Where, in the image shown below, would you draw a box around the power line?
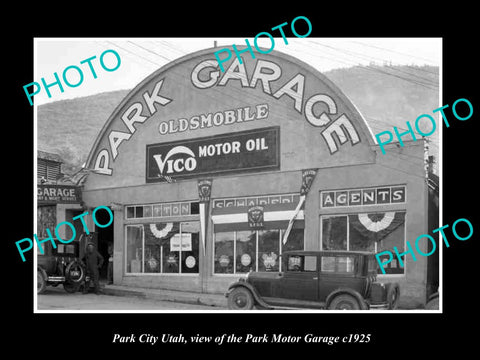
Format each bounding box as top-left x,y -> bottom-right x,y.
349,40 -> 439,65
404,65 -> 439,76
302,40 -> 439,90
127,41 -> 172,62
105,41 -> 163,68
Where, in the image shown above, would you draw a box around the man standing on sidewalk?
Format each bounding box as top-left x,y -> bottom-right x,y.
82,242 -> 104,295
107,242 -> 114,285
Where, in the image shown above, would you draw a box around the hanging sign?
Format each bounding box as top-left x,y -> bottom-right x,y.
248,206 -> 264,229
300,169 -> 317,196
198,179 -> 212,203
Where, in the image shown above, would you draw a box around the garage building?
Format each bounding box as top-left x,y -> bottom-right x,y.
81,46 -> 438,309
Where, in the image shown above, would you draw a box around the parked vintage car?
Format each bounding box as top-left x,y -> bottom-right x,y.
37,240 -> 85,294
225,250 -> 399,310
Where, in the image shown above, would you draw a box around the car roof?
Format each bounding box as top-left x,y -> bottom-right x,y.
282,250 -> 374,257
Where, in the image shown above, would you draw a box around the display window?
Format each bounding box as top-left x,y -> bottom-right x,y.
125,221 -> 200,275
213,228 -> 304,274
321,211 -> 406,274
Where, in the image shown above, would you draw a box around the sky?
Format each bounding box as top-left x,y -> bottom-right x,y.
33,37 -> 441,106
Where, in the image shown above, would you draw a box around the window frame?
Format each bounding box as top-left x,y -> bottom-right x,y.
285,254 -> 318,273
320,255 -> 356,274
320,211 -> 407,276
213,228 -> 304,275
124,222 -> 200,276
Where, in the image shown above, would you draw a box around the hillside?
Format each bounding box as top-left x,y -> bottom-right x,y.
325,64 -> 439,133
37,65 -> 439,174
37,90 -> 129,173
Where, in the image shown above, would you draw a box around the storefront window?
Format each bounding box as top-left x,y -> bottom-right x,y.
214,232 -> 234,274
214,228 -> 304,274
282,228 -> 304,252
321,212 -> 406,274
376,213 -> 406,275
349,222 -> 376,252
126,225 -> 143,273
258,230 -> 280,272
322,216 -> 347,250
236,231 -> 256,273
125,221 -> 200,275
180,222 -> 200,274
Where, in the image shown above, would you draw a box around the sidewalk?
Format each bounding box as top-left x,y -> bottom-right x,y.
100,283 -> 228,308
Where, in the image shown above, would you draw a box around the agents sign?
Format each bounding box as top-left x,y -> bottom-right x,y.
146,127 -> 279,182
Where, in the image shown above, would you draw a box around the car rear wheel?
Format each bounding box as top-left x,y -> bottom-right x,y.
328,294 -> 360,310
228,287 -> 254,310
63,281 -> 81,293
37,268 -> 47,294
387,285 -> 400,310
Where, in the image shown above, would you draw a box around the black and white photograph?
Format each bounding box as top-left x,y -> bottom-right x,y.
33,37 -> 441,313
7,9 -> 478,354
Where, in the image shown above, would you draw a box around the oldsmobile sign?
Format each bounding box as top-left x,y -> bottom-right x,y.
146,127 -> 279,182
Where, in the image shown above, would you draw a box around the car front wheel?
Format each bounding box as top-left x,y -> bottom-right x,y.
37,268 -> 47,294
228,287 -> 254,310
63,281 -> 81,293
328,294 -> 361,310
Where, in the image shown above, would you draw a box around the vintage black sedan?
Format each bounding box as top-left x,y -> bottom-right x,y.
225,250 -> 399,310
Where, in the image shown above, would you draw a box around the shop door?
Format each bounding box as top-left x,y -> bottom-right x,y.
94,207 -> 114,280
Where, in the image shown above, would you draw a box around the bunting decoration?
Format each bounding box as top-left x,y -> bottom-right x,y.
350,212 -> 405,245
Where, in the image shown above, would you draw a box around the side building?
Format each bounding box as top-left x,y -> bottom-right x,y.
37,150 -> 84,248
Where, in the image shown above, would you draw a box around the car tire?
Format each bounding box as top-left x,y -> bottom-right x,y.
227,287 -> 255,310
425,293 -> 439,310
65,260 -> 85,283
63,281 -> 80,293
328,294 -> 361,310
387,284 -> 400,310
37,267 -> 47,295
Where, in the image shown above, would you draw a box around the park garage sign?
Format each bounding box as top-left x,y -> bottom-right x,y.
146,127 -> 279,182
89,49 -> 365,177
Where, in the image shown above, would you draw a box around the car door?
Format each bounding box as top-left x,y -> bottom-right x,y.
272,254 -> 319,302
318,254 -> 357,301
